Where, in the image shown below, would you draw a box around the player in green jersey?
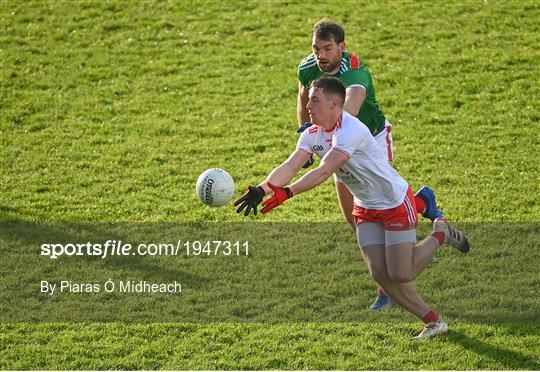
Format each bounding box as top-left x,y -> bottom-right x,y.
296,20 -> 444,310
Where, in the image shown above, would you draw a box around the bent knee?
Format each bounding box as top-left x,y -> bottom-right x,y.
388,271 -> 415,283
370,267 -> 390,284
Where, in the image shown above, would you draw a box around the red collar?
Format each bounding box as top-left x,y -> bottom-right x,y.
323,113 -> 343,133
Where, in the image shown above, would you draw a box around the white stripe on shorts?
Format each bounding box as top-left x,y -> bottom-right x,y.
404,194 -> 416,229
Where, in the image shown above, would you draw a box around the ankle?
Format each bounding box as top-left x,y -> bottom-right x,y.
431,231 -> 446,246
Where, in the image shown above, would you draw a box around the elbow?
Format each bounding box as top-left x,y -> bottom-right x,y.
346,106 -> 360,116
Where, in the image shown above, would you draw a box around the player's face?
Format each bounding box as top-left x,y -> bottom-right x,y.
312,37 -> 345,73
306,87 -> 335,127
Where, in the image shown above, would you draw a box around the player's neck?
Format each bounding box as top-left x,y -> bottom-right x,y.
320,111 -> 343,131
324,66 -> 340,75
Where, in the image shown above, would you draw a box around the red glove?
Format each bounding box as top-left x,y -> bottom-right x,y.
261,182 -> 293,214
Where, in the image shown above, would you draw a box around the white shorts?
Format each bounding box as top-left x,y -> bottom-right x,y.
334,120 -> 394,183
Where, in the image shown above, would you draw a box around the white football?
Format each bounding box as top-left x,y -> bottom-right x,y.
196,168 -> 235,207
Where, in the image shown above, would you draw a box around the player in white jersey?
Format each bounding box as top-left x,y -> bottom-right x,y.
298,20 -> 444,311
297,113 -> 408,210
235,77 -> 470,340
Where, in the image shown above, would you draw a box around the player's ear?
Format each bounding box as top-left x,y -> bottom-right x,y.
339,42 -> 346,52
332,95 -> 340,109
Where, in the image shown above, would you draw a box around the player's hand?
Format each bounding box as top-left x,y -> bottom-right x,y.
234,185 -> 265,216
297,122 -> 315,168
296,122 -> 313,133
302,155 -> 314,168
261,182 -> 293,214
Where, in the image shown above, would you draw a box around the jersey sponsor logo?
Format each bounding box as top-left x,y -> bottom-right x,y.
312,145 -> 324,151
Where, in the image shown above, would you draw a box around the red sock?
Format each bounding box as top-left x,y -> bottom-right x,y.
421,310 -> 439,324
415,195 -> 426,214
431,231 -> 446,246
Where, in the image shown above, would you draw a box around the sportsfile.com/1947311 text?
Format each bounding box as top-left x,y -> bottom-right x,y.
40,240 -> 250,259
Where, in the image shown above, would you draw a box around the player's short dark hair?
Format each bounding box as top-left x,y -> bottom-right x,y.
311,76 -> 346,107
313,20 -> 345,44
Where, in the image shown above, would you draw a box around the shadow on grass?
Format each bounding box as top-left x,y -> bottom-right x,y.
1,215 -> 539,323
0,219 -> 209,289
448,328 -> 540,370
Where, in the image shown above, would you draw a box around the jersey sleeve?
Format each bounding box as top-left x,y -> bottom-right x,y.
297,54 -> 317,88
297,65 -> 309,88
340,69 -> 370,89
296,130 -> 314,154
332,121 -> 370,157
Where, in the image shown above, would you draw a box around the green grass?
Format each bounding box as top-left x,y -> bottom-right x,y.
1,0 -> 539,369
0,222 -> 538,323
2,323 -> 539,370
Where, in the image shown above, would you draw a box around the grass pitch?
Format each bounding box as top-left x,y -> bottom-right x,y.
1,0 -> 539,369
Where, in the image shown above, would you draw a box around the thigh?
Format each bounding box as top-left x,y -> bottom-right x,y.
385,239 -> 415,282
357,222 -> 387,275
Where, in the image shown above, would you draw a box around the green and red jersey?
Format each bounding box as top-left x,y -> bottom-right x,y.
298,51 -> 386,136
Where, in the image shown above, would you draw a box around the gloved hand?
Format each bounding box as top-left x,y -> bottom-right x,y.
261,182 -> 293,214
234,185 -> 265,216
296,122 -> 313,133
302,155 -> 314,168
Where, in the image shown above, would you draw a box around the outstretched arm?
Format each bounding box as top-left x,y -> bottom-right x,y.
234,149 -> 311,216
288,149 -> 349,196
260,149 -> 349,214
259,149 -> 311,194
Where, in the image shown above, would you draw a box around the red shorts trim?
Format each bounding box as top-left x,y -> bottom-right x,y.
353,187 -> 418,231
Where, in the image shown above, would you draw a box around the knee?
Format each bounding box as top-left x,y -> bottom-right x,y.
370,267 -> 390,284
387,270 -> 415,283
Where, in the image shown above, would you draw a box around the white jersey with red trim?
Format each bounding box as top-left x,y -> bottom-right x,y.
296,111 -> 408,210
